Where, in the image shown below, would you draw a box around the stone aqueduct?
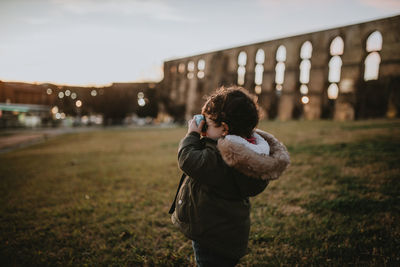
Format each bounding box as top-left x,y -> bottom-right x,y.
161,15 -> 400,121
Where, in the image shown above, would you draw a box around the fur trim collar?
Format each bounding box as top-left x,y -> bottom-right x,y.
224,132 -> 270,156
217,129 -> 290,180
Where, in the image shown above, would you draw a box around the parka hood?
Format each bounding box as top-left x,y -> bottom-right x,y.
217,129 -> 290,180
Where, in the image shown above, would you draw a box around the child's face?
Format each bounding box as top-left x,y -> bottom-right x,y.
204,116 -> 226,140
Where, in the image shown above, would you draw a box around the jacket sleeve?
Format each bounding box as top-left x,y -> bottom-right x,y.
178,132 -> 225,186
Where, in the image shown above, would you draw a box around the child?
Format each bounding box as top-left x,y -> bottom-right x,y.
169,86 -> 290,266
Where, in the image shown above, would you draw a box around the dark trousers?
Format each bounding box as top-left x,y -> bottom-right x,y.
192,241 -> 239,267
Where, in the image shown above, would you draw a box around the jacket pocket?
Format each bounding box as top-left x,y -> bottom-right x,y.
175,178 -> 191,223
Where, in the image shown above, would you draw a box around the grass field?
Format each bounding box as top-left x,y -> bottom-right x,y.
0,120 -> 399,266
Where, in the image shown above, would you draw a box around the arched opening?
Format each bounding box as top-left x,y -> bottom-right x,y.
255,65 -> 264,93
328,56 -> 342,83
327,83 -> 339,100
300,41 -> 312,60
300,84 -> 309,95
300,59 -> 311,84
323,36 -> 344,119
356,30 -> 389,119
268,45 -> 286,120
254,49 -> 265,94
237,51 -> 247,85
364,31 -> 382,81
366,31 -> 383,52
237,67 -> 246,86
197,59 -> 205,79
275,62 -> 285,86
297,41 -> 313,118
256,49 -> 265,64
364,52 -> 381,81
330,36 -> 344,56
178,63 -> 185,73
275,45 -> 286,93
187,61 -> 195,79
276,45 -> 286,62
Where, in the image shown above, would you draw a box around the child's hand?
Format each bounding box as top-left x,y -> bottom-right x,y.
188,117 -> 205,135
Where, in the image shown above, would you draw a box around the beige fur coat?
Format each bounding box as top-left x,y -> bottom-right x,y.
217,129 -> 290,180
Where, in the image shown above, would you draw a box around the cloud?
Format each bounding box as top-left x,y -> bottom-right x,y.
255,0 -> 335,7
357,0 -> 400,10
23,17 -> 51,25
253,0 -> 338,20
50,0 -> 191,22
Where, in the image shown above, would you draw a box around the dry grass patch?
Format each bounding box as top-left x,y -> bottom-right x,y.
1,120 -> 399,266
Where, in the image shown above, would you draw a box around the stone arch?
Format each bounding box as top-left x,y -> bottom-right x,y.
197,59 -> 206,79
292,41 -> 313,120
177,61 -> 188,104
267,45 -> 287,120
328,56 -> 342,83
364,31 -> 383,81
330,36 -> 344,56
300,60 -> 311,84
254,48 -> 265,94
322,35 -> 345,119
187,61 -> 195,79
237,51 -> 247,86
178,63 -> 185,74
364,52 -> 381,81
356,30 -> 389,119
274,45 -> 286,93
299,41 -> 313,106
276,45 -> 287,62
300,41 -> 313,60
366,31 -> 383,52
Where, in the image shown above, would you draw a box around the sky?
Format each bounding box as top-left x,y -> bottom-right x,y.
0,0 -> 399,86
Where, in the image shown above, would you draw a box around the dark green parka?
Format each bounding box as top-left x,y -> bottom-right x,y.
171,129 -> 290,260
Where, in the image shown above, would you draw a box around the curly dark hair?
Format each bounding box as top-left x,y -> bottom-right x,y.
201,86 -> 259,138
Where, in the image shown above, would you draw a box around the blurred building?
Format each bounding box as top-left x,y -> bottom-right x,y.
161,15 -> 400,121
0,81 -> 158,128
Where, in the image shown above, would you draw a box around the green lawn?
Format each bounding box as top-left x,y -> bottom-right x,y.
0,120 -> 399,266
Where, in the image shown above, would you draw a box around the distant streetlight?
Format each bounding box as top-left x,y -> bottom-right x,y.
138,98 -> 146,107
301,96 -> 310,104
138,92 -> 146,106
51,106 -> 59,114
255,85 -> 262,94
